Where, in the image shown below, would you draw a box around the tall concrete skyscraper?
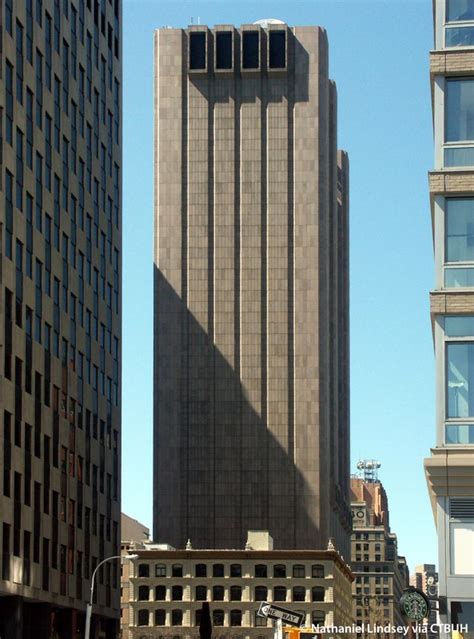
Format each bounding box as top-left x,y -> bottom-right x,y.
0,1 -> 122,637
424,0 -> 474,635
154,21 -> 350,555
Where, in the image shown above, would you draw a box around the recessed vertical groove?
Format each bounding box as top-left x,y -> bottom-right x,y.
234,77 -> 242,545
261,78 -> 269,528
208,78 -> 215,549
182,35 -> 189,543
287,67 -> 295,547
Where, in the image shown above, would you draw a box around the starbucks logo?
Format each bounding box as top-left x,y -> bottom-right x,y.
400,589 -> 430,622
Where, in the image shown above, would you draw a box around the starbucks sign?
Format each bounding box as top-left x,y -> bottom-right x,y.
399,588 -> 431,622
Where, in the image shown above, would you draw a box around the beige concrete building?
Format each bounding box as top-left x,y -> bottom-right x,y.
0,0 -> 122,637
424,1 -> 474,636
121,514 -> 151,639
153,21 -> 350,556
350,477 -> 410,638
122,531 -> 354,639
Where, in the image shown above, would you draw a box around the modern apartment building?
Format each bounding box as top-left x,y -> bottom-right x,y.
0,1 -> 122,638
122,531 -> 354,639
350,477 -> 409,638
424,1 -> 474,636
153,21 -> 350,555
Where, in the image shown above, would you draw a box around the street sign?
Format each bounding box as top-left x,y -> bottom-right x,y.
257,602 -> 305,628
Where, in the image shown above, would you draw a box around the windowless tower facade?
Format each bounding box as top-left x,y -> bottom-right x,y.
154,23 -> 350,555
0,1 -> 122,637
425,1 -> 474,635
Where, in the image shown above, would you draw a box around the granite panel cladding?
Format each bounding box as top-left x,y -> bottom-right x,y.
154,25 -> 350,555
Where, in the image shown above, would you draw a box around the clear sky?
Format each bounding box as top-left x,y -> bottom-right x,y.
122,0 -> 436,571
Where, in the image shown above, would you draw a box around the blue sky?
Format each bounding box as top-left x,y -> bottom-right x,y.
122,0 -> 436,571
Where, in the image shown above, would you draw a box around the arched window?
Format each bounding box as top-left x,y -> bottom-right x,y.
213,610 -> 224,626
171,609 -> 183,626
213,563 -> 224,577
255,564 -> 267,578
154,609 -> 166,625
172,585 -> 183,601
213,585 -> 224,601
138,585 -> 149,601
195,564 -> 207,577
255,586 -> 268,601
312,610 -> 326,626
195,585 -> 207,600
292,586 -> 305,602
273,564 -> 286,578
138,564 -> 149,578
273,586 -> 287,602
230,586 -> 242,601
230,564 -> 242,577
230,610 -> 242,626
137,609 -> 149,626
172,563 -> 183,577
195,609 -> 202,626
155,585 -> 166,601
255,611 -> 267,627
312,586 -> 325,602
155,564 -> 166,577
312,564 -> 324,578
293,564 -> 305,578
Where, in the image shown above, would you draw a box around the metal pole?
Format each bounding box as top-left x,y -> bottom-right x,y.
277,619 -> 283,639
84,555 -> 122,639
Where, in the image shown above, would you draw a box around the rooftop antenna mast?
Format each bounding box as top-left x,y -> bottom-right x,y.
356,459 -> 381,483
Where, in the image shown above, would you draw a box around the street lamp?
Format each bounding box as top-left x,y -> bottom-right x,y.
84,553 -> 139,639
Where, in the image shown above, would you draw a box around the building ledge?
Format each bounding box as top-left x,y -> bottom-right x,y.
430,48 -> 474,77
424,448 -> 474,522
430,289 -> 474,317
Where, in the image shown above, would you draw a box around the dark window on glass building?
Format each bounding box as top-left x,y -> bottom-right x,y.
216,31 -> 232,69
242,31 -> 259,69
189,32 -> 206,70
269,31 -> 286,68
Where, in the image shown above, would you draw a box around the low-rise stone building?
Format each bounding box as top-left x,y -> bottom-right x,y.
121,531 -> 354,639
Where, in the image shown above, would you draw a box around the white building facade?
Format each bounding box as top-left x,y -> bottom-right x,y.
425,1 -> 474,636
